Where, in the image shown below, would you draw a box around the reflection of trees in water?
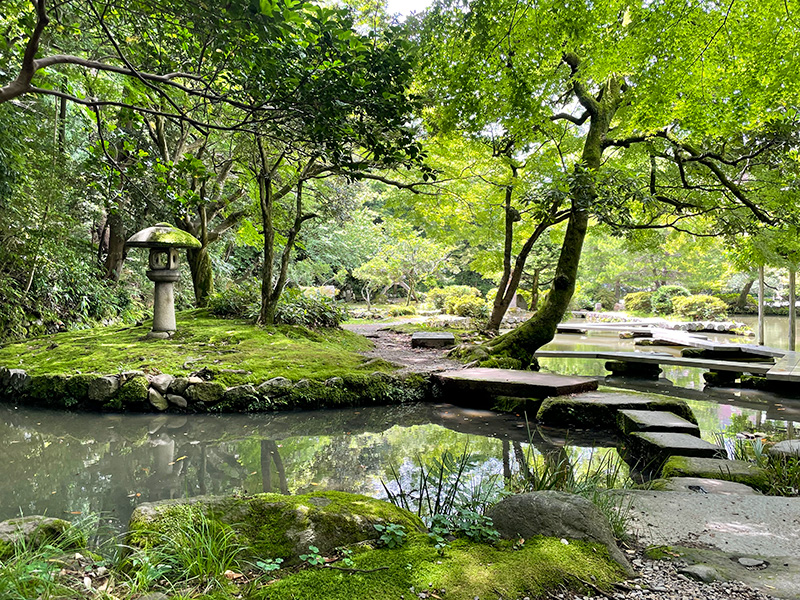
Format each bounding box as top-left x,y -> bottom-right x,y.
261,440 -> 288,494
0,405 -> 628,527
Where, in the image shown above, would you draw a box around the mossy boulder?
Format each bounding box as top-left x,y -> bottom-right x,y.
65,374 -> 94,404
537,391 -> 696,429
27,374 -> 69,404
127,490 -> 425,563
661,456 -> 770,492
185,381 -> 226,405
0,516 -> 82,558
486,491 -> 632,575
116,375 -> 150,407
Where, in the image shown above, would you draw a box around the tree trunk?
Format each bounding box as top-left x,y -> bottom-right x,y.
736,278 -> 755,311
187,247 -> 214,307
485,74 -> 619,365
530,269 -> 540,312
103,210 -> 126,281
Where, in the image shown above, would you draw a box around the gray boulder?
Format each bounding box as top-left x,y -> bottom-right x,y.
769,439 -> 800,459
166,394 -> 188,408
149,374 -> 174,395
169,376 -> 190,395
148,388 -> 169,412
88,375 -> 119,403
257,377 -> 293,397
679,564 -> 720,583
486,491 -> 632,574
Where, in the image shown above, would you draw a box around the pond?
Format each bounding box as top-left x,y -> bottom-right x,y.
3,317 -> 798,527
0,402 -> 622,528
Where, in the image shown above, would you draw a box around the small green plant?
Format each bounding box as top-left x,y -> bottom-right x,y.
373,523 -> 407,548
427,514 -> 451,555
254,557 -> 284,572
451,509 -> 499,543
337,547 -> 355,567
300,545 -> 325,566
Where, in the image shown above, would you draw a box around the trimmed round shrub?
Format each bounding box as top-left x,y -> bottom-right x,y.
651,285 -> 690,315
427,286 -> 482,310
447,296 -> 489,319
624,291 -> 653,313
672,295 -> 728,320
275,289 -> 348,328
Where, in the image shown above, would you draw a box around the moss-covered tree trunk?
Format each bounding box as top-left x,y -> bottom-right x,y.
187,247 -> 213,308
486,65 -> 623,366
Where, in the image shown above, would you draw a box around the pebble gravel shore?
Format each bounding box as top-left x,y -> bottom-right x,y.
551,552 -> 779,600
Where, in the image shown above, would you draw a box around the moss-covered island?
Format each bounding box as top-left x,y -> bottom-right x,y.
0,310 -> 429,412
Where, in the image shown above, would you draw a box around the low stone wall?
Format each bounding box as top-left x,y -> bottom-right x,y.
0,366 -> 431,413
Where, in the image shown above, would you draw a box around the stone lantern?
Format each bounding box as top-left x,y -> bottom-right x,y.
125,223 -> 201,338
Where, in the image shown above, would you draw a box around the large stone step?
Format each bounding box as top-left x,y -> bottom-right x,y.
660,456 -> 770,491
617,409 -> 700,437
433,368 -> 597,407
536,392 -> 695,429
624,431 -> 725,475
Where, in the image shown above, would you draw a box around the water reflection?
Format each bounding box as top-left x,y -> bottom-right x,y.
0,404 -> 619,527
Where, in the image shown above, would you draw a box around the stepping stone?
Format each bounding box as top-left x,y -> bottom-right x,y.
434,368 -> 597,407
537,391 -> 695,429
617,409 -> 700,437
411,331 -> 455,349
660,456 -> 769,491
660,477 -> 757,495
624,432 -> 724,473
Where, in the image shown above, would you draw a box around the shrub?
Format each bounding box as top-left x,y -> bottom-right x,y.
624,291 -> 652,313
207,282 -> 260,320
651,285 -> 690,315
274,289 -> 348,328
446,295 -> 489,320
388,305 -> 417,317
426,286 -> 482,310
672,294 -> 728,320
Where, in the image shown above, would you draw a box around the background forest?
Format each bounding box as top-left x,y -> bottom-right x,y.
1,0 -> 800,348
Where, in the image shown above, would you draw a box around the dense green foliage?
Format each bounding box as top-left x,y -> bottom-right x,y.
671,295 -> 728,321
650,286 -> 690,315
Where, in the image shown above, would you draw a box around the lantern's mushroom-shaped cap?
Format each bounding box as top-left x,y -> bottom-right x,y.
125,223 -> 202,249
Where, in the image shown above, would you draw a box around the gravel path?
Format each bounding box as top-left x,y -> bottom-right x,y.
343,320 -> 464,375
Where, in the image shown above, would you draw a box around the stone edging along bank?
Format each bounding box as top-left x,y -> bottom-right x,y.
0,367 -> 431,413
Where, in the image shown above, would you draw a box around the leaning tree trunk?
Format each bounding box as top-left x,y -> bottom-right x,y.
484,74 -> 620,366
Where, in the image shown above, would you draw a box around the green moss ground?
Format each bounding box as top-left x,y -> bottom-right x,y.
218,536 -> 624,600
0,310 -> 383,386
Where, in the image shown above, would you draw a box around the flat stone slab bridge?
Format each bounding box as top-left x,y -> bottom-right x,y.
538,326 -> 800,383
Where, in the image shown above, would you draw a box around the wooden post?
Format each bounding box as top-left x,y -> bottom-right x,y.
758,265 -> 765,346
790,269 -> 796,351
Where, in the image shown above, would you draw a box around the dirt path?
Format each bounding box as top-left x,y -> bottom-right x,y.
342,320 -> 464,375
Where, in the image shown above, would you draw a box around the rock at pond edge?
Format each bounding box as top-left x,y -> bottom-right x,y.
127,491 -> 425,562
